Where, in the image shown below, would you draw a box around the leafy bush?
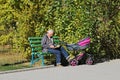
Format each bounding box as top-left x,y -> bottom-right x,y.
0,0 -> 120,60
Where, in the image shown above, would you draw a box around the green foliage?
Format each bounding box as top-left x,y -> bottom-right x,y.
0,0 -> 120,60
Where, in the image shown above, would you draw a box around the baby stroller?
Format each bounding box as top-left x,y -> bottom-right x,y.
63,37 -> 94,66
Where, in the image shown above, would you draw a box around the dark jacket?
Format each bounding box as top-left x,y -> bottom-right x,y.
41,34 -> 53,52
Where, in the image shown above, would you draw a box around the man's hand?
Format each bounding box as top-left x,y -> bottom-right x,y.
49,45 -> 55,48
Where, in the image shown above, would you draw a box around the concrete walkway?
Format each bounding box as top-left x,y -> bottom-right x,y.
0,59 -> 120,80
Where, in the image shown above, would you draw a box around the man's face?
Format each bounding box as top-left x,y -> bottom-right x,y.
48,32 -> 54,37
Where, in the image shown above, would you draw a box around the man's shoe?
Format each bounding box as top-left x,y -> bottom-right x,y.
67,56 -> 74,62
56,64 -> 62,67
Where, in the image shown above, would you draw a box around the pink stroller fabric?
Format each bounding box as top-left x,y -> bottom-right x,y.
78,37 -> 90,47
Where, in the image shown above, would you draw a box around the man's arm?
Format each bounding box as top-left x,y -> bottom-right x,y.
41,35 -> 50,49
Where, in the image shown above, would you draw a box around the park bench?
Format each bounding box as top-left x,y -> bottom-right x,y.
28,36 -> 60,66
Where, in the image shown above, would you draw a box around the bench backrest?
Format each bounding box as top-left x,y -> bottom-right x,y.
28,36 -> 60,53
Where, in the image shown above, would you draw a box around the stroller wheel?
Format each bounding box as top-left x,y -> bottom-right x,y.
69,59 -> 78,66
86,57 -> 94,65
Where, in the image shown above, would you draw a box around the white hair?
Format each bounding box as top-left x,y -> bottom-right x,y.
47,29 -> 54,33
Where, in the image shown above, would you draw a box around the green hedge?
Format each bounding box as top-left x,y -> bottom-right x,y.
0,0 -> 120,60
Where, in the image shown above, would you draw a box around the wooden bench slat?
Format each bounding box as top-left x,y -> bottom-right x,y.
54,40 -> 60,42
28,37 -> 42,40
31,44 -> 42,47
32,47 -> 42,52
52,36 -> 59,38
30,41 -> 41,44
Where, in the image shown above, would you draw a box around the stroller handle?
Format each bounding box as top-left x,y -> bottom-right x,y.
60,41 -> 68,46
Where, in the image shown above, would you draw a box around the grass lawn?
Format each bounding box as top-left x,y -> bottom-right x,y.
0,62 -> 31,71
0,53 -> 27,65
0,45 -> 53,71
0,45 -> 31,71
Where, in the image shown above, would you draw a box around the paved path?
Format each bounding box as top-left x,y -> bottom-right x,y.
0,59 -> 120,80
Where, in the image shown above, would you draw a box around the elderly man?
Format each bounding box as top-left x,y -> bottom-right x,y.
41,30 -> 70,66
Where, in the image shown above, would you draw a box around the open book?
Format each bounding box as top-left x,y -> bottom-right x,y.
54,45 -> 61,48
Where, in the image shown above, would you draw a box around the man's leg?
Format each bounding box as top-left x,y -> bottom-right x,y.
59,47 -> 69,59
48,48 -> 61,65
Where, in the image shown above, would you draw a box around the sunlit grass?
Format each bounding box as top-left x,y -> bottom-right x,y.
0,62 -> 31,71
0,45 -> 54,71
0,45 -> 27,65
0,53 -> 27,66
0,45 -> 30,71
